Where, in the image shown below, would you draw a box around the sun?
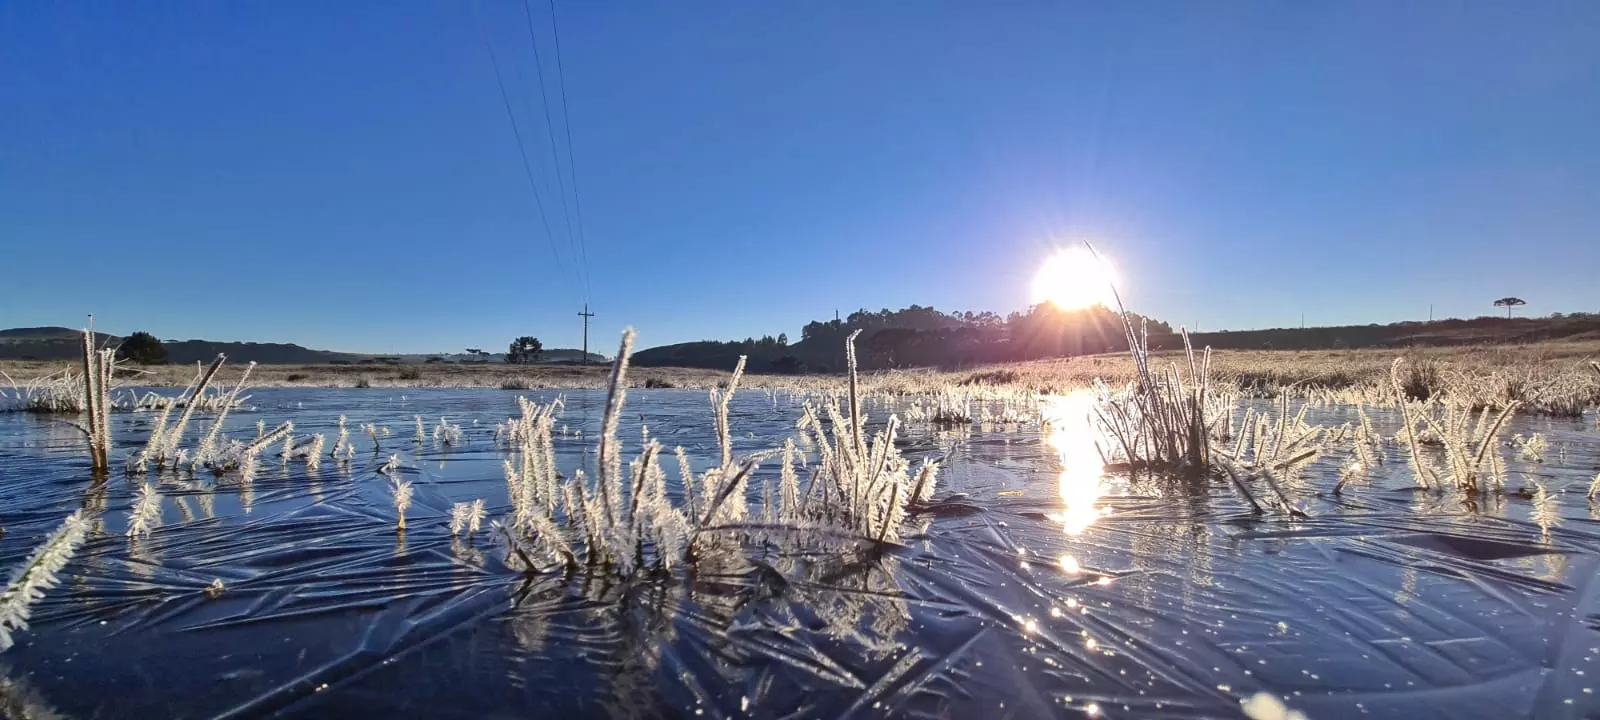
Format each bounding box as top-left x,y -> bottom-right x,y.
1031,248 -> 1117,310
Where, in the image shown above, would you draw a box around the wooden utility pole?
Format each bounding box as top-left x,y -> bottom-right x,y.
578,304 -> 595,365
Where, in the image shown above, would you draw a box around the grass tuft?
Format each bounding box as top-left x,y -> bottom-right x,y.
1395,354 -> 1443,401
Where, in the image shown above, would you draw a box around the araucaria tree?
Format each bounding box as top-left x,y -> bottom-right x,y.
507,336 -> 543,364
116,331 -> 168,365
1493,297 -> 1527,319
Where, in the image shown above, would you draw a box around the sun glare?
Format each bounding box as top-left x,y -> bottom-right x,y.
1031,248 -> 1117,310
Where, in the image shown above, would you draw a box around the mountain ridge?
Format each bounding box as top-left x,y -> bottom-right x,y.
0,327 -> 605,365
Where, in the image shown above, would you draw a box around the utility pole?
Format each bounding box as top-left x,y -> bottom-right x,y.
577,304 -> 595,365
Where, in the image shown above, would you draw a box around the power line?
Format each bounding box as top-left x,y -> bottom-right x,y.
546,0 -> 592,301
520,0 -> 588,303
578,303 -> 595,365
474,1 -> 575,298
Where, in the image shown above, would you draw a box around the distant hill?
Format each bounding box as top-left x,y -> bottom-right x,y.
1147,314 -> 1600,352
0,327 -> 610,365
160,340 -> 355,365
633,313 -> 1600,373
537,348 -> 609,364
0,327 -> 108,341
0,327 -> 358,364
387,349 -> 608,365
633,341 -> 794,372
8,313 -> 1594,371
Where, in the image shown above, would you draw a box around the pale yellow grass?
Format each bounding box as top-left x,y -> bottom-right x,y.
5,340 -> 1597,414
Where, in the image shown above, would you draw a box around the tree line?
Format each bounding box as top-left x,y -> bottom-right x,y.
632,303 -> 1174,372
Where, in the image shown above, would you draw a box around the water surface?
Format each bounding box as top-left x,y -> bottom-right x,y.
1,389 -> 1596,718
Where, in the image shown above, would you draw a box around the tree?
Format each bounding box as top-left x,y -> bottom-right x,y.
506,336 -> 543,364
116,331 -> 167,365
1493,297 -> 1527,319
777,333 -> 788,346
771,355 -> 804,374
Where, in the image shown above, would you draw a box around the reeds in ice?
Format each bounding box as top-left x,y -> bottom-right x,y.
158,354 -> 227,461
1212,396 -> 1330,514
502,398 -> 561,526
331,415 -> 350,458
929,389 -> 973,427
198,421 -> 295,480
782,331 -> 936,543
0,367 -> 89,414
593,329 -> 636,545
69,330 -> 117,472
450,499 -> 486,536
305,433 -> 326,470
490,328 -> 939,577
713,356 -> 746,469
390,476 -> 414,530
1,511 -> 90,651
1092,327 -> 1222,474
433,418 -> 463,447
777,438 -> 800,522
193,361 -> 254,464
1390,359 -> 1515,493
1352,403 -> 1384,468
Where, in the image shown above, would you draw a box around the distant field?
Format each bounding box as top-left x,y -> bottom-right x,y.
959,339 -> 1600,393
1,357 -> 727,391
6,339 -> 1598,397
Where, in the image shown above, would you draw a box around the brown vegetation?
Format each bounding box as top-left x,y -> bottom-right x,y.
934,341 -> 1600,411
6,339 -> 1598,415
2,357 -> 735,391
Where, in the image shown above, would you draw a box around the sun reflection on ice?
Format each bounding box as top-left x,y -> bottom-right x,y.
1042,392 -> 1115,536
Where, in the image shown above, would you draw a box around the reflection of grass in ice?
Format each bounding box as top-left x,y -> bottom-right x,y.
1242,692 -> 1309,720
125,483 -> 162,538
0,663 -> 67,719
1530,481 -> 1560,541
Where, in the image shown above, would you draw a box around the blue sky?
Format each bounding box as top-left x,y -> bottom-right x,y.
3,2 -> 1597,353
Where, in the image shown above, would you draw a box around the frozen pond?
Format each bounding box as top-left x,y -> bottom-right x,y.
1,388 -> 1597,718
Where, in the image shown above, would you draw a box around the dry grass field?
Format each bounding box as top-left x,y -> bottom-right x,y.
6,340 -> 1599,402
